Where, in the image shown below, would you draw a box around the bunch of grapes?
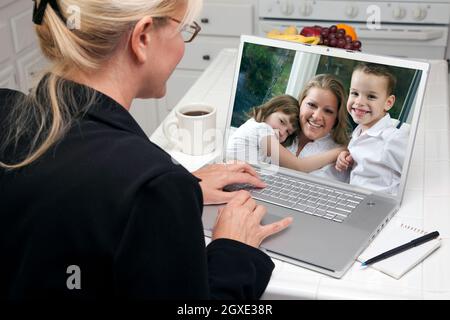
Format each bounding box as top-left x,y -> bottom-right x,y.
318,25 -> 361,51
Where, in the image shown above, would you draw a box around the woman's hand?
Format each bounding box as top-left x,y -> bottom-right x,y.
335,151 -> 353,172
192,162 -> 267,205
212,191 -> 293,248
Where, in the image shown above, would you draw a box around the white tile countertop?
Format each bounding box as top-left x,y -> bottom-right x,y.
151,49 -> 450,299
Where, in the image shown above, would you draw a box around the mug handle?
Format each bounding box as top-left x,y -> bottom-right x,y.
162,117 -> 183,150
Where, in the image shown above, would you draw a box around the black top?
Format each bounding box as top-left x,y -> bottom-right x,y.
0,82 -> 274,300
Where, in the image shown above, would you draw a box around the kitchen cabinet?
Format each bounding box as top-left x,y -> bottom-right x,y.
0,0 -> 39,94
129,99 -> 159,138
0,65 -> 16,90
0,0 -> 15,9
16,48 -> 49,93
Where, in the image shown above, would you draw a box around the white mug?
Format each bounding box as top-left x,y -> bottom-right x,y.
163,103 -> 217,155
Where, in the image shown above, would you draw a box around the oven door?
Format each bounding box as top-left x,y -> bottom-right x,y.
258,20 -> 449,59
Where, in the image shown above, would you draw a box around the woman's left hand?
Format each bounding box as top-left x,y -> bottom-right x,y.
192,162 -> 267,205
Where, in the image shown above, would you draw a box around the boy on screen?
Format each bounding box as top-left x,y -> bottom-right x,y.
336,63 -> 409,195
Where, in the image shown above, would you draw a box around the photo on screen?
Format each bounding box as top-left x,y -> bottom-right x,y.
225,42 -> 423,196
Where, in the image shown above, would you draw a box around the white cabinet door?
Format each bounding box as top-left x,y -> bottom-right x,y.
0,65 -> 17,89
10,9 -> 36,54
129,98 -> 160,138
178,36 -> 240,70
0,22 -> 13,64
199,2 -> 254,36
157,69 -> 202,122
16,48 -> 49,93
0,0 -> 15,9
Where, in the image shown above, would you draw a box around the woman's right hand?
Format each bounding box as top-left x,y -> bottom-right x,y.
212,191 -> 293,248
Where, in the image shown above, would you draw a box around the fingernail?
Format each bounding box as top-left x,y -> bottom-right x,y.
284,217 -> 294,226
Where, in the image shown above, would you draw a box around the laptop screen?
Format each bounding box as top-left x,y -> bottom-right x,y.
225,36 -> 429,199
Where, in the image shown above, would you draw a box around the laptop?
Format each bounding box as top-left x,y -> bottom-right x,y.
202,35 -> 429,278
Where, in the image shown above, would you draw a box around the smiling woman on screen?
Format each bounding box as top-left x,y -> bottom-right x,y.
287,74 -> 351,182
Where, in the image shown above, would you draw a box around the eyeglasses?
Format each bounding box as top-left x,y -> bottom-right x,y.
168,17 -> 201,43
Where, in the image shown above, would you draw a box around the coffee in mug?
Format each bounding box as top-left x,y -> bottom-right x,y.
163,103 -> 217,155
183,110 -> 210,117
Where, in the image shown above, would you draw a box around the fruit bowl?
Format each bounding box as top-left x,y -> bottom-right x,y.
267,23 -> 362,51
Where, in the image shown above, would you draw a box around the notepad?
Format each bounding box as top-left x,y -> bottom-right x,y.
357,220 -> 441,279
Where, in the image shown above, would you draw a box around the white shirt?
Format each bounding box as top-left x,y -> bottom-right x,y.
226,118 -> 277,164
348,113 -> 409,195
287,134 -> 349,183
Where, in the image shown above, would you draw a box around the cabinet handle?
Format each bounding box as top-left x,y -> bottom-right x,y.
200,18 -> 209,24
202,55 -> 211,61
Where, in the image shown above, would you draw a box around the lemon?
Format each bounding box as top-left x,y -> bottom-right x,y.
266,29 -> 282,37
283,26 -> 298,35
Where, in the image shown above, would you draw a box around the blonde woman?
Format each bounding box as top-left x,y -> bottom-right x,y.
0,0 -> 292,300
288,74 -> 351,182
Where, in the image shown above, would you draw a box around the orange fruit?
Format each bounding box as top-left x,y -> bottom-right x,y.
336,24 -> 357,41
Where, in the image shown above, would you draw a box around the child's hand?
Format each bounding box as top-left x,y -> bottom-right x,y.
335,151 -> 353,172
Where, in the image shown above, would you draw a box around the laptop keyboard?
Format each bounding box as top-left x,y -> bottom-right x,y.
226,169 -> 366,223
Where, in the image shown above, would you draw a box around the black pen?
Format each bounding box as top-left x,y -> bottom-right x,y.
361,231 -> 440,267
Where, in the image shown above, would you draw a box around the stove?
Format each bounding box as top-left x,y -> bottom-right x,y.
258,0 -> 450,60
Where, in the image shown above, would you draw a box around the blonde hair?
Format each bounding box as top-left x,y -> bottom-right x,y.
298,74 -> 350,146
249,94 -> 300,147
0,0 -> 203,169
